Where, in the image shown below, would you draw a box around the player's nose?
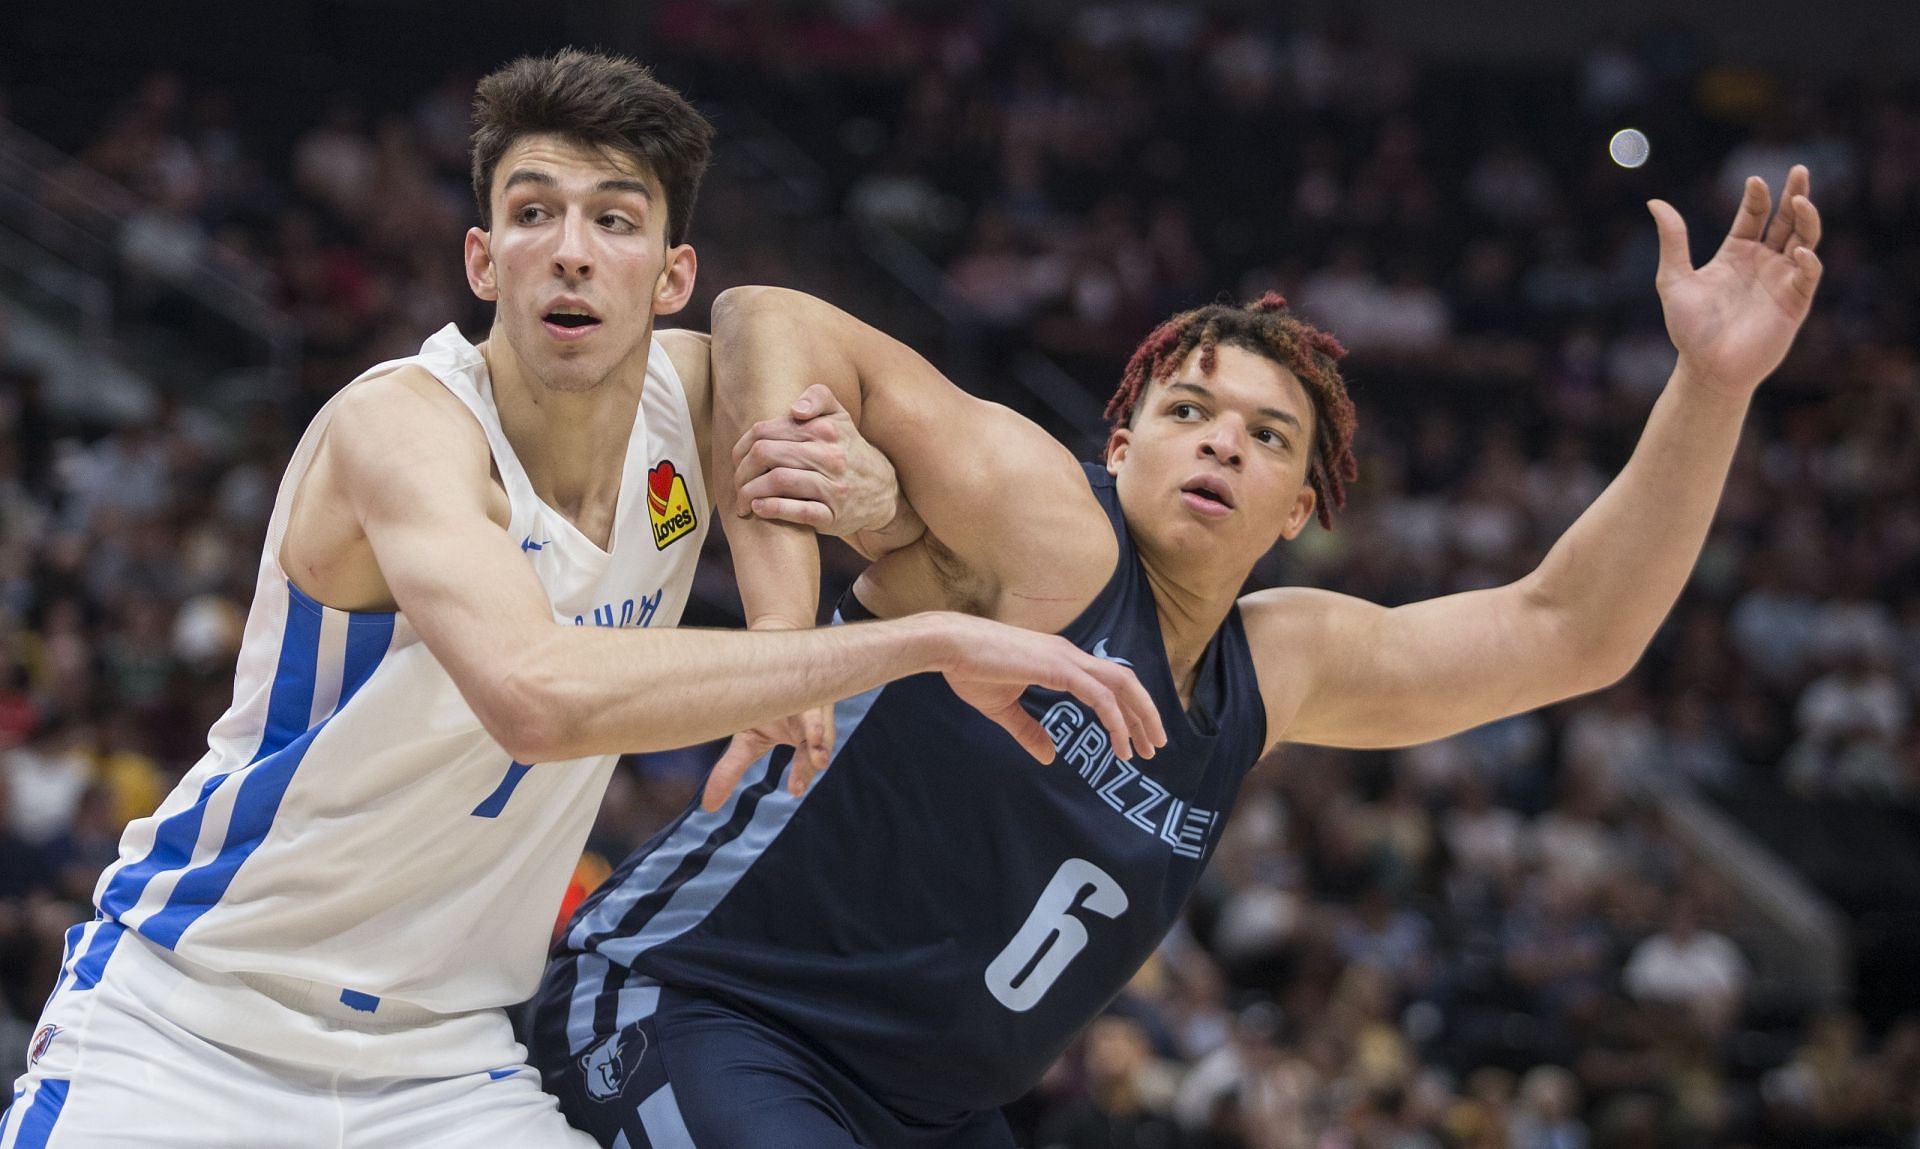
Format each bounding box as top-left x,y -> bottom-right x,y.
551,211 -> 594,280
1199,422 -> 1245,467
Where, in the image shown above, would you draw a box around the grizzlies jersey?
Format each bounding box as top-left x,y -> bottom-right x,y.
562,463 -> 1266,1118
90,324 -> 709,1015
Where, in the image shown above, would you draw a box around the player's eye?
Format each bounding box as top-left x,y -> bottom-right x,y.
515,205 -> 548,225
1255,428 -> 1289,449
599,214 -> 636,233
1171,402 -> 1203,420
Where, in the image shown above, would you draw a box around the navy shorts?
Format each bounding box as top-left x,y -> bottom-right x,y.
529,952 -> 1015,1149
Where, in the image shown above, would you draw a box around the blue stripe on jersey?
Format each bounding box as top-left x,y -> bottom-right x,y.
257,587 -> 327,761
340,989 -> 381,1013
0,1086 -> 21,1144
336,605 -> 397,700
564,951 -> 663,1056
98,591 -> 327,921
472,762 -> 533,818
11,1078 -> 70,1149
593,686 -> 881,968
139,603 -> 395,949
637,1085 -> 697,1149
66,921 -> 124,992
566,609 -> 860,950
567,754 -> 785,952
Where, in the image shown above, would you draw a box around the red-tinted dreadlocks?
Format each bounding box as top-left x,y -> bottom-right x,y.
1105,293 -> 1358,530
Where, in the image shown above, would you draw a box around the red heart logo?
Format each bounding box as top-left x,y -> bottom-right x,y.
648,461 -> 678,504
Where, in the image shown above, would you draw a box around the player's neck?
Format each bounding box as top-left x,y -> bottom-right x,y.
1137,549 -> 1244,708
482,332 -> 652,544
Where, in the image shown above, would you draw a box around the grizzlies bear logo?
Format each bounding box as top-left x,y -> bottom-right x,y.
579,1025 -> 649,1103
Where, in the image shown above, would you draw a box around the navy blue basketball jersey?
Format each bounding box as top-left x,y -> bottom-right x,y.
560,463 -> 1267,1120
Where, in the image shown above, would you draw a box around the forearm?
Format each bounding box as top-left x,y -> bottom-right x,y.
711,290 -> 831,630
1530,362 -> 1751,677
509,613 -> 953,760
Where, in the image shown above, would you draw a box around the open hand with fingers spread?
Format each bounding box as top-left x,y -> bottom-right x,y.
698,612 -> 1168,812
1649,163 -> 1823,399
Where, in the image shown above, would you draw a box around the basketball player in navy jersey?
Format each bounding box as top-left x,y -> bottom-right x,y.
534,172 -> 1821,1146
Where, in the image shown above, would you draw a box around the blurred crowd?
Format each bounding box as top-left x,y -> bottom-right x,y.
3,2 -> 1920,1146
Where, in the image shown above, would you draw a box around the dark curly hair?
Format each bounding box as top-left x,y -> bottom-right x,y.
1105,293 -> 1358,530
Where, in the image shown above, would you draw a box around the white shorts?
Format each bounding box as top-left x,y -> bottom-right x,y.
2,920 -> 594,1148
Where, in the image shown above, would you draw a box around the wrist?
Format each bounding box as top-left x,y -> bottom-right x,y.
900,610 -> 964,674
1670,356 -> 1760,412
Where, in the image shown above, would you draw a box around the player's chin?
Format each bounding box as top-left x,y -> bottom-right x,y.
538,353 -> 613,392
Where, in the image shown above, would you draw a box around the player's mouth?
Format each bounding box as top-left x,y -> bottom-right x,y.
1180,476 -> 1235,517
542,300 -> 602,341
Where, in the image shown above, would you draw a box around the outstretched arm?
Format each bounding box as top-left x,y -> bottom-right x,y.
1263,166 -> 1824,750
319,368 -> 1161,767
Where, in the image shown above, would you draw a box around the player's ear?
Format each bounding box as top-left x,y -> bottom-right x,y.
1278,483 -> 1317,540
464,228 -> 498,302
1104,427 -> 1131,476
653,243 -> 698,317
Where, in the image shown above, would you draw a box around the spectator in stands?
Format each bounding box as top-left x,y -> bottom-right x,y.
1786,632 -> 1911,797
1622,895 -> 1749,1034
1035,1013 -> 1187,1149
1508,1065 -> 1590,1149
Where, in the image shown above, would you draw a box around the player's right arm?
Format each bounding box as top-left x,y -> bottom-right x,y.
311,368 -> 1159,765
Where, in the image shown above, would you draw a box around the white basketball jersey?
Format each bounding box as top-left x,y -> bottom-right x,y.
92,324 -> 709,1014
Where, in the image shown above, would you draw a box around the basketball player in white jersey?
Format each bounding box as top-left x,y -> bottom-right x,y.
0,51 -> 1162,1149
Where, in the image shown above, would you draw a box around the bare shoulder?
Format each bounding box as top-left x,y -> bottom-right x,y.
656,326 -> 714,481
656,327 -> 712,416
326,364 -> 494,488
282,365 -> 500,611
1236,586 -> 1376,748
1238,584 -> 1350,629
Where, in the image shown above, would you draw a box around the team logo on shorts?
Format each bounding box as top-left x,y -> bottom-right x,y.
28,1023 -> 59,1067
647,460 -> 697,550
579,1025 -> 649,1103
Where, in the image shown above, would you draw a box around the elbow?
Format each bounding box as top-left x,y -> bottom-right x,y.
477,652 -> 577,764
712,284 -> 799,335
1565,625 -> 1647,699
1523,577 -> 1644,700
1585,647 -> 1642,695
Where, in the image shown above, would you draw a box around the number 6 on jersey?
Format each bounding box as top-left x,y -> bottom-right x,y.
984,858 -> 1128,1012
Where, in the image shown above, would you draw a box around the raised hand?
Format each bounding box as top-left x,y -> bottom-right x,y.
1649,164 -> 1823,398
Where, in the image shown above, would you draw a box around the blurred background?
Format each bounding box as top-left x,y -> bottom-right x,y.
3,2 -> 1919,1146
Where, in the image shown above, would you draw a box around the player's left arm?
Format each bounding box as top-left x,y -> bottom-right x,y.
1257,166 -> 1824,751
